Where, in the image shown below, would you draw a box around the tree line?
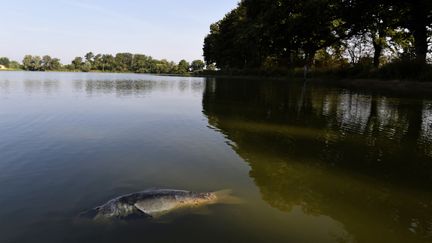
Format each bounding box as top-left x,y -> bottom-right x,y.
203,0 -> 432,73
0,53 -> 211,74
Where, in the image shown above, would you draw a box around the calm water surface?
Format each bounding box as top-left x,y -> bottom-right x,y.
0,71 -> 431,243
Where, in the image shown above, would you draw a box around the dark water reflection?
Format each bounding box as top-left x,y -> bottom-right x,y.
203,78 -> 432,242
0,72 -> 431,242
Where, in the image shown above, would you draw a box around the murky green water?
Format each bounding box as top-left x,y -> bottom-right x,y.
0,72 -> 431,243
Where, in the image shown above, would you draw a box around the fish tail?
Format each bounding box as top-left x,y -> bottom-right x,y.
212,189 -> 242,204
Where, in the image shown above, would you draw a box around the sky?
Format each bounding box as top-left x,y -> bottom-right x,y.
0,0 -> 239,63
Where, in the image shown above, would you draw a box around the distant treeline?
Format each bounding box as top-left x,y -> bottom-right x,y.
203,0 -> 432,79
0,53 -> 213,74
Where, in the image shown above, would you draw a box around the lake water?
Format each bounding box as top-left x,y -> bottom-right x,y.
0,71 -> 431,243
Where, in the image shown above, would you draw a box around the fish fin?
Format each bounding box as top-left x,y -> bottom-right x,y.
213,189 -> 243,204
133,203 -> 153,216
121,210 -> 151,220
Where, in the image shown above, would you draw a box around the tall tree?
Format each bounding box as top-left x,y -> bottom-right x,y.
114,53 -> 133,72
101,54 -> 115,71
72,57 -> 83,70
191,60 -> 205,72
0,57 -> 10,67
399,0 -> 432,63
85,52 -> 94,64
22,55 -> 42,71
41,55 -> 52,71
177,60 -> 190,74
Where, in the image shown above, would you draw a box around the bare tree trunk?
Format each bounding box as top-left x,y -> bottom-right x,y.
413,24 -> 428,64
304,51 -> 316,80
372,41 -> 383,68
411,2 -> 428,64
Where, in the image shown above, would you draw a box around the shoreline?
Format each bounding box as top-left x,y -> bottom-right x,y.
197,73 -> 432,96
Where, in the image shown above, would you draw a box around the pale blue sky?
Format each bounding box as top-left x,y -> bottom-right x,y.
0,0 -> 239,63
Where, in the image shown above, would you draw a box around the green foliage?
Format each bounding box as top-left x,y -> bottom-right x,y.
0,57 -> 10,68
72,57 -> 83,70
114,53 -> 133,72
100,54 -> 115,71
178,60 -> 190,74
85,52 -> 94,64
81,62 -> 92,72
22,55 -> 42,71
191,60 -> 205,72
206,63 -> 217,71
50,58 -> 62,70
9,61 -> 21,69
15,52 -> 201,75
204,0 -> 432,72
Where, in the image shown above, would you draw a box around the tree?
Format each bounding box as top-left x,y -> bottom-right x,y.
203,4 -> 255,69
178,60 -> 190,74
0,57 -> 10,68
22,55 -> 33,70
22,55 -> 42,71
101,54 -> 115,71
26,55 -> 62,71
131,54 -> 153,73
206,63 -> 217,71
41,55 -> 52,71
154,59 -> 174,74
72,57 -> 83,70
203,0 -> 429,70
84,52 -> 95,70
85,52 -> 94,64
81,62 -> 92,72
190,60 -> 205,72
9,61 -> 21,69
395,0 -> 432,63
114,53 -> 133,72
204,0 -> 358,70
50,58 -> 62,70
93,54 -> 102,70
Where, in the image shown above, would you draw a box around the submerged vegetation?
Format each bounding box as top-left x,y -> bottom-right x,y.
0,53 -> 209,75
203,0 -> 432,80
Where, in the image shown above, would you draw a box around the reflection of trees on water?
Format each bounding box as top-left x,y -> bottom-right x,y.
84,80 -> 159,96
421,103 -> 432,157
23,80 -> 60,95
80,79 -> 204,96
8,77 -> 205,97
202,78 -> 432,242
0,80 -> 9,95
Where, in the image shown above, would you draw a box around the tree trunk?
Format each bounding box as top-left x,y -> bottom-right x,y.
413,24 -> 428,64
411,3 -> 428,64
304,50 -> 316,80
372,41 -> 383,68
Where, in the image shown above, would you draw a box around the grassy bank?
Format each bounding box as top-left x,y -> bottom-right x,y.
0,68 -> 22,72
195,61 -> 432,96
